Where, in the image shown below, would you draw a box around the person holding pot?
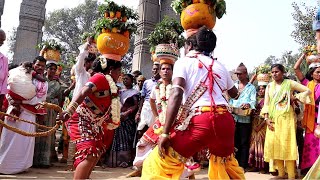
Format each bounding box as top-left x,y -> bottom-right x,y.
229,63 -> 257,170
57,56 -> 122,179
302,7 -> 320,179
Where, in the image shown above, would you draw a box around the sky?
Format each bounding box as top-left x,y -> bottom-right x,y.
0,0 -> 318,71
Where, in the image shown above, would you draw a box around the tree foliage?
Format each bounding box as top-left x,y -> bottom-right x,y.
44,0 -> 99,53
291,2 -> 317,47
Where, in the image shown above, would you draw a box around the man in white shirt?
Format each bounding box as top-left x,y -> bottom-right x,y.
72,38 -> 96,101
141,26 -> 245,179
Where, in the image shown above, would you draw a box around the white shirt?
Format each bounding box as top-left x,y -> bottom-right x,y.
172,51 -> 234,109
72,49 -> 90,101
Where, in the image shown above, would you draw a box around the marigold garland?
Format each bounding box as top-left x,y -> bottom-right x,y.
105,74 -> 121,130
155,81 -> 172,124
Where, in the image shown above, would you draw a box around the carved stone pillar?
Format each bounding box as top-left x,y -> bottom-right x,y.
160,0 -> 179,21
13,0 -> 47,65
0,0 -> 4,27
132,0 -> 160,78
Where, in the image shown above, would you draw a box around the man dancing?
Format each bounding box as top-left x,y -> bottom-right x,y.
141,26 -> 245,179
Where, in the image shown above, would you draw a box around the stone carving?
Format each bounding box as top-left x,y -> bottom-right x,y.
132,0 -> 178,78
13,0 -> 47,65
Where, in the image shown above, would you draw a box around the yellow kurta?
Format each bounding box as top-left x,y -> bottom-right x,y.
261,80 -> 311,164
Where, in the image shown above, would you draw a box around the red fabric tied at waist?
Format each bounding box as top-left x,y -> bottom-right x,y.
8,91 -> 46,115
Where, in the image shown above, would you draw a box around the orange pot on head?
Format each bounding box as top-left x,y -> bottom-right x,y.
97,32 -> 130,60
181,3 -> 216,30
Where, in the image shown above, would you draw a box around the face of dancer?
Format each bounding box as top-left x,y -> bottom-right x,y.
33,60 -> 46,75
47,65 -> 57,78
152,64 -> 160,78
160,63 -> 173,82
123,75 -> 133,88
258,86 -> 266,98
110,67 -> 122,82
271,66 -> 284,82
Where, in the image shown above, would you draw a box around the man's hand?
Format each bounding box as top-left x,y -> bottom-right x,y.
240,103 -> 250,109
158,135 -> 170,158
8,98 -> 22,106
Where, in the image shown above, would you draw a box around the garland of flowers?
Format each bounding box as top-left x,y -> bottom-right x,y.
105,74 -> 121,130
155,81 -> 172,124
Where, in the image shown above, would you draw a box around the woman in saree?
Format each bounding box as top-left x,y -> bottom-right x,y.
33,62 -> 63,167
302,9 -> 320,180
248,85 -> 268,173
57,56 -> 122,179
294,53 -> 320,172
106,74 -> 139,167
261,64 -> 311,179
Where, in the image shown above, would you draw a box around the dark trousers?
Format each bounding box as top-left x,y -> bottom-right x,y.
234,122 -> 252,169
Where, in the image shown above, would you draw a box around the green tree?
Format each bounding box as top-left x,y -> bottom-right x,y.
291,2 -> 317,47
44,0 -> 98,53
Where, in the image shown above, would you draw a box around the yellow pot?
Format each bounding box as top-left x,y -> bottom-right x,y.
97,32 -> 130,60
44,49 -> 60,62
181,3 -> 216,30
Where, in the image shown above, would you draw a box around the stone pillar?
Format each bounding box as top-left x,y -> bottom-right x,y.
132,0 -> 160,78
13,0 -> 47,65
0,0 -> 4,27
160,0 -> 179,21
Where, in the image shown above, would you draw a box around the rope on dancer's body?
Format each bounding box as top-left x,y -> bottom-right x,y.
0,102 -> 63,137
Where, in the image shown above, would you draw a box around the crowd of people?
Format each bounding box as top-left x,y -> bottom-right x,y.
0,6 -> 319,180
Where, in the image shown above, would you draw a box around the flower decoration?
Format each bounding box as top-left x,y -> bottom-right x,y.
36,39 -> 64,52
105,74 -> 121,130
155,80 -> 172,125
147,16 -> 184,54
95,0 -> 138,39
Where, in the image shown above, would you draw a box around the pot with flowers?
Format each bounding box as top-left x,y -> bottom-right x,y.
304,45 -> 320,64
147,16 -> 184,63
95,0 -> 138,61
256,64 -> 271,86
171,0 -> 226,30
37,39 -> 64,62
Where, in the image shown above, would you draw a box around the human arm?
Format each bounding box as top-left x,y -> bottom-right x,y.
158,77 -> 185,157
150,98 -> 158,118
57,85 -> 92,122
260,84 -> 274,131
32,72 -> 46,82
241,85 -> 257,109
121,95 -> 139,120
135,81 -> 147,122
74,45 -> 89,74
294,53 -> 306,82
290,80 -> 311,104
149,87 -> 158,117
249,68 -> 258,84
